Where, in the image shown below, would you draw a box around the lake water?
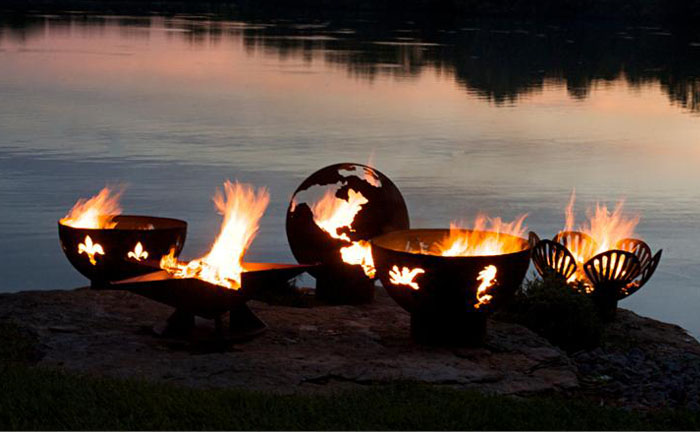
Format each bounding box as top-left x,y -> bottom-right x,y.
1,12 -> 699,335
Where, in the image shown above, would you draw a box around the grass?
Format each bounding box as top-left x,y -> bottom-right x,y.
1,322 -> 700,430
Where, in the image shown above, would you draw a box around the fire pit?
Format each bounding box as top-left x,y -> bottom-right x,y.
531,193 -> 662,320
372,216 -> 531,345
286,163 -> 409,304
58,187 -> 187,287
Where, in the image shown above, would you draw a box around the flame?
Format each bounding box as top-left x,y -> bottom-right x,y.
435,214 -> 528,257
340,240 -> 376,278
562,192 -> 640,282
308,188 -> 376,277
78,235 -> 104,265
388,265 -> 425,290
475,265 -> 497,309
160,181 -> 269,289
60,186 -> 123,229
127,242 -> 148,261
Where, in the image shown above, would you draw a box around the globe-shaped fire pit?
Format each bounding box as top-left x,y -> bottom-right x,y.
372,228 -> 531,345
58,215 -> 187,287
530,231 -> 662,320
286,163 -> 410,304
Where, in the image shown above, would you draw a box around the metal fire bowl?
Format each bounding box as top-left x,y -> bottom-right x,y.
58,215 -> 187,285
109,262 -> 315,319
530,231 -> 662,301
286,162 -> 410,277
372,229 -> 531,316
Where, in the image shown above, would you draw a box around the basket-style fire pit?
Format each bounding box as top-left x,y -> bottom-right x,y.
286,163 -> 409,304
531,231 -> 661,320
372,227 -> 531,345
530,195 -> 662,320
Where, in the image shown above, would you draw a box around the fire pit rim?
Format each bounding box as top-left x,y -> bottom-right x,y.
58,214 -> 187,231
371,228 -> 531,259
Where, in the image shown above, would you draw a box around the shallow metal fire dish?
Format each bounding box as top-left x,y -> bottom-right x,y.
109,262 -> 315,343
58,215 -> 187,287
530,231 -> 662,320
286,162 -> 410,304
372,229 -> 531,346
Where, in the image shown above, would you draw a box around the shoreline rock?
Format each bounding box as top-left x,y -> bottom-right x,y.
0,286 -> 698,410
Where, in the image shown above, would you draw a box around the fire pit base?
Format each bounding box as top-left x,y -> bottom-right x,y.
153,304 -> 267,345
315,276 -> 375,305
410,312 -> 487,347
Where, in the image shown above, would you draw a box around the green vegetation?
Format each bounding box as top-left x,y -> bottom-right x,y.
1,318 -> 700,430
498,274 -> 604,352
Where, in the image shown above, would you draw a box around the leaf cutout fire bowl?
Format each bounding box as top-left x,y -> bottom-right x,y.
372,229 -> 531,346
58,215 -> 187,287
530,231 -> 662,320
286,162 -> 410,304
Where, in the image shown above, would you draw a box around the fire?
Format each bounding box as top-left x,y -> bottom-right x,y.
160,181 -> 269,289
60,186 -> 123,229
435,214 -> 528,257
78,235 -> 104,265
309,188 -> 376,277
388,265 -> 425,290
474,265 -> 497,309
340,240 -> 376,278
127,242 -> 149,261
563,191 -> 639,281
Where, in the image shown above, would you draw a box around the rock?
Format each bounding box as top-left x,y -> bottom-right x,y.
0,286 -> 577,395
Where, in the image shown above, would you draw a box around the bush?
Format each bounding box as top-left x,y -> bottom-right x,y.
498,273 -> 603,353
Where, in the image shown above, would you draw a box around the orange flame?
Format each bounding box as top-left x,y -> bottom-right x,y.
309,188 -> 376,277
388,265 -> 425,290
474,265 -> 497,309
160,181 -> 269,289
563,192 -> 640,277
127,242 -> 149,261
78,235 -> 104,265
435,214 -> 528,257
60,186 -> 123,229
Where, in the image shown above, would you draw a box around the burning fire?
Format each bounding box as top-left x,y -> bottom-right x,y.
60,186 -> 123,229
389,265 -> 425,290
474,265 -> 497,309
435,214 -> 528,257
562,191 -> 640,283
160,181 -> 269,289
78,235 -> 104,265
309,188 -> 376,277
127,242 -> 149,261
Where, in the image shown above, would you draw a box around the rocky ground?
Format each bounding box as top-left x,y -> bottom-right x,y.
0,286 -> 698,410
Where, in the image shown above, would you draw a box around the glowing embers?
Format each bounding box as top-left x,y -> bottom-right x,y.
389,265 -> 425,290
159,181 -> 269,290
475,265 -> 497,309
78,235 -> 104,265
127,242 -> 149,261
531,193 -> 662,319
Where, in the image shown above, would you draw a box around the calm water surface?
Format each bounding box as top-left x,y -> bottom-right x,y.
1,13 -> 699,335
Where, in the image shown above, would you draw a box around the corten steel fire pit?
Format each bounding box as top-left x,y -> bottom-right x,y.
286,163 -> 409,304
372,229 -> 531,346
108,262 -> 315,343
58,215 -> 187,288
530,232 -> 662,320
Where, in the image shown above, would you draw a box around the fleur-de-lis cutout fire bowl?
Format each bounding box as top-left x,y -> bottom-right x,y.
78,235 -> 104,265
127,242 -> 149,261
530,231 -> 662,320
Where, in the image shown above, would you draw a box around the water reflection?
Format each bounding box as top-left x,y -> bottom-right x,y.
1,13 -> 699,112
